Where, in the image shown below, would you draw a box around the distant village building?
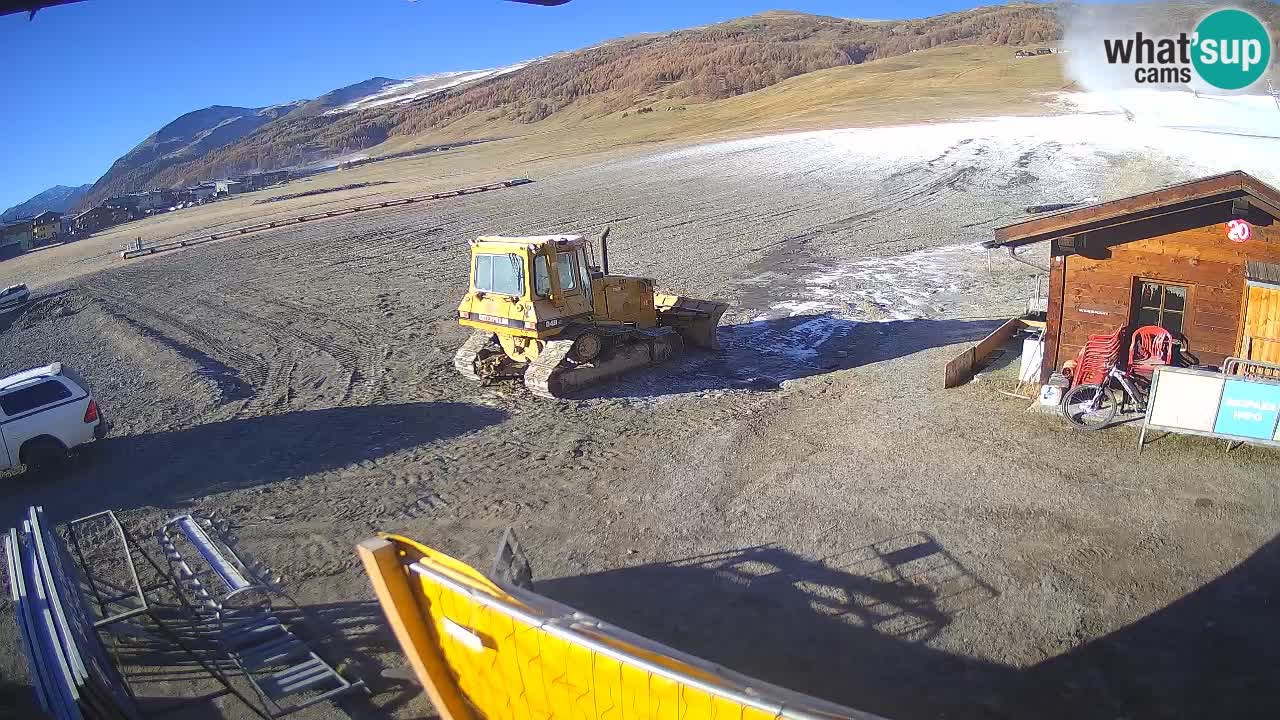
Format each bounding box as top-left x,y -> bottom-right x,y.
30,210 -> 62,245
72,205 -> 131,235
59,214 -> 77,237
189,183 -> 217,202
235,170 -> 290,191
72,207 -> 107,234
0,220 -> 33,259
214,179 -> 243,196
104,194 -> 139,210
132,190 -> 177,212
100,190 -> 181,214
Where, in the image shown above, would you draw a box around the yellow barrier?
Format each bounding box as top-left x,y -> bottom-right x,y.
358,535 -> 883,720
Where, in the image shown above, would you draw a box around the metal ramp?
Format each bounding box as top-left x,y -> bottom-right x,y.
157,514 -> 364,717
5,507 -> 365,719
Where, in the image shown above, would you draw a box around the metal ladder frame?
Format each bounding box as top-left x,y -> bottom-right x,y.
157,514 -> 365,717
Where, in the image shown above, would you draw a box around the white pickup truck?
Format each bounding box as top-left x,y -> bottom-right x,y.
0,283 -> 30,311
1,363 -> 106,474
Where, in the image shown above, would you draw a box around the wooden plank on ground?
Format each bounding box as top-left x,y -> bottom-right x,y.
943,347 -> 976,389
974,317 -> 1025,362
944,317 -> 1028,388
120,179 -> 532,261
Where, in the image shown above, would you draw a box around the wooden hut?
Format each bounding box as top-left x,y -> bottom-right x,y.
987,171 -> 1280,382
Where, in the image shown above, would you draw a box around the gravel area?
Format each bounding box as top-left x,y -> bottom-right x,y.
1,111 -> 1279,720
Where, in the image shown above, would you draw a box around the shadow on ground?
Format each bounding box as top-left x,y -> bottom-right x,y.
538,533 -> 1280,720
109,599 -> 416,719
583,315 -> 1005,399
539,534 -> 1006,720
1025,532 -> 1280,719
0,401 -> 505,529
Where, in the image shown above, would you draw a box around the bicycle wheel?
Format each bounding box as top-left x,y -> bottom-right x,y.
1062,383 -> 1119,431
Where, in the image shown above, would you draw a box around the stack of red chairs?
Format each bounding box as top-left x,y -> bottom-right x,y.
1068,326 -> 1125,385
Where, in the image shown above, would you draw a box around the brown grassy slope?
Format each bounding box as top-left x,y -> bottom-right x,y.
392,4 -> 1060,130
147,5 -> 1061,188
376,44 -> 1071,158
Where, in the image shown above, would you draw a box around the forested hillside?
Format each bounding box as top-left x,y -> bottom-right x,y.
396,5 -> 1060,132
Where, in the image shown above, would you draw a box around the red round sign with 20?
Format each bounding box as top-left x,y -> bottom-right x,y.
1227,219 -> 1252,243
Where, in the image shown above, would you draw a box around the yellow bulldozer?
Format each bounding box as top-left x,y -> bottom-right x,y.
454,230 -> 727,398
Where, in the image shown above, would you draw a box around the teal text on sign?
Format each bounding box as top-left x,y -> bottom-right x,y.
1213,379 -> 1280,440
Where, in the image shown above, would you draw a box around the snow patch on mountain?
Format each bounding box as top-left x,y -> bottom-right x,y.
324,62 -> 533,115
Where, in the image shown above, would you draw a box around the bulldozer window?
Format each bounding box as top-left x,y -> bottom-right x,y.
533,255 -> 551,297
577,247 -> 592,298
474,253 -> 525,296
556,253 -> 577,292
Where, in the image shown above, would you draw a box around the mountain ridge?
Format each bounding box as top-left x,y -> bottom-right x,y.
113,4 -> 1067,197
288,77 -> 402,118
2,184 -> 92,223
79,102 -> 311,208
61,4 -> 1128,209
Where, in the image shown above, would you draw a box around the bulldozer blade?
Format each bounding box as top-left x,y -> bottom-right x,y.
654,294 -> 728,351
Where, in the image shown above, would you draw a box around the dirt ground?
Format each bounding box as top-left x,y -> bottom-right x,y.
2,104 -> 1280,720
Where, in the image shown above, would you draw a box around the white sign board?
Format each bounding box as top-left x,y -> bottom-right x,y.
1147,370 -> 1225,432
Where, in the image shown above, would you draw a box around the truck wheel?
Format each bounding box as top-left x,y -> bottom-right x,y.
22,439 -> 66,477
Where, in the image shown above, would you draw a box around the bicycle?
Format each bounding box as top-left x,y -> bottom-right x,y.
1061,364 -> 1150,431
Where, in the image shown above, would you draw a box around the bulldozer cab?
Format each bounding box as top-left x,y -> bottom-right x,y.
460,236 -> 597,339
529,237 -> 595,312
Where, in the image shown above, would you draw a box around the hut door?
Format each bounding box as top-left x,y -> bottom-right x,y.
1241,283 -> 1280,363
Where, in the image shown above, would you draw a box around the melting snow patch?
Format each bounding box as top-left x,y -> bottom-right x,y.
729,244 -> 991,370
1053,89 -> 1280,141
805,244 -> 989,322
727,314 -> 852,363
772,300 -> 836,317
676,89 -> 1280,378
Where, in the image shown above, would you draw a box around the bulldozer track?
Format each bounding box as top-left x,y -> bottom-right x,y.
522,329 -> 684,400
454,330 -> 497,382
523,337 -> 578,399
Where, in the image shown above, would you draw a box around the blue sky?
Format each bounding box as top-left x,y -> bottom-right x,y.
1,0 -> 988,210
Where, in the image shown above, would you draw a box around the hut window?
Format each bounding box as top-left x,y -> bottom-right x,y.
1134,280 -> 1187,335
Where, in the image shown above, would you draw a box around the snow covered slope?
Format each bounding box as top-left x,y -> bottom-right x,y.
626,89 -> 1280,366
324,62 -> 532,115
1055,89 -> 1280,149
